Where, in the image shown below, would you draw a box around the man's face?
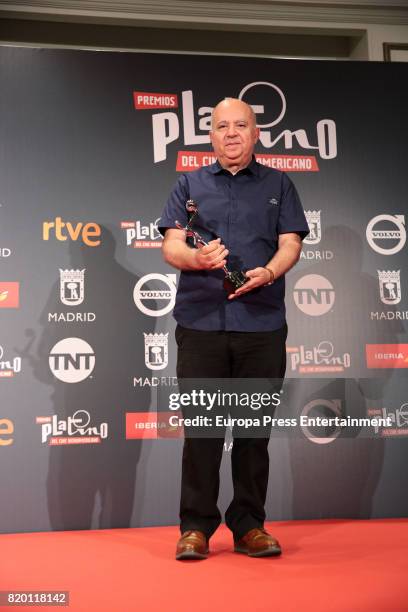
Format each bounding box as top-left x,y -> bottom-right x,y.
210,99 -> 259,170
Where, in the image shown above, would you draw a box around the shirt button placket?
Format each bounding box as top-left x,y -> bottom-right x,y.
226,175 -> 238,331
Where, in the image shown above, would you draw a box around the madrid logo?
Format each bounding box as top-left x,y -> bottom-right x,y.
49,338 -> 95,383
133,273 -> 177,317
60,269 -> 85,306
144,333 -> 168,370
378,270 -> 401,305
366,214 -> 406,255
303,211 -> 321,245
293,274 -> 335,316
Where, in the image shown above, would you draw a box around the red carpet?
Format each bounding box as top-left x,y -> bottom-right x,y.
1,519 -> 407,611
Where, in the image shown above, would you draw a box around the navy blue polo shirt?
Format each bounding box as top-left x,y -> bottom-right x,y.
159,157 -> 309,332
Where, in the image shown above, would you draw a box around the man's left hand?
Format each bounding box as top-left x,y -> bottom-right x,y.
227,267 -> 271,300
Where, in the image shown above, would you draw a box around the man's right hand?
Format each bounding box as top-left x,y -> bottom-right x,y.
194,238 -> 228,270
162,229 -> 228,272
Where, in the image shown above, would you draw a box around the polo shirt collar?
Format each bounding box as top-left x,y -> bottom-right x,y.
207,155 -> 259,176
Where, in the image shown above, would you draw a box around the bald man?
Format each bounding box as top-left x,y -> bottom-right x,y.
159,98 -> 309,560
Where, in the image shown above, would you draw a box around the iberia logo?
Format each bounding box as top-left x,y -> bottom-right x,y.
366,344 -> 408,369
0,282 -> 19,308
126,411 -> 181,439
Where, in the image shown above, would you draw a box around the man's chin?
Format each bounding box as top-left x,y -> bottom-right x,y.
224,151 -> 243,162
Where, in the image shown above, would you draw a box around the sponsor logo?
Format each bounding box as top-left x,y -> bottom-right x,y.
126,411 -> 181,439
0,282 -> 19,308
366,344 -> 408,369
176,152 -> 319,172
371,271 -> 406,318
60,269 -> 85,306
366,214 -> 406,255
135,81 -> 337,167
378,270 -> 401,305
370,310 -> 408,321
133,92 -> 178,109
42,217 -> 101,247
300,210 -> 334,261
133,376 -> 178,387
300,250 -> 333,261
293,274 -> 335,316
120,219 -> 162,248
287,341 -> 350,373
303,210 -> 321,245
48,270 -> 95,323
368,404 -> 408,437
301,399 -> 342,445
0,418 -> 14,446
36,410 -> 108,445
48,312 -> 96,323
144,333 -> 168,370
133,273 -> 177,317
49,338 -> 95,383
0,345 -> 22,378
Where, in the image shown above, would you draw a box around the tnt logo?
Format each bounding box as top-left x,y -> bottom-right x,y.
49,338 -> 95,383
293,274 -> 335,316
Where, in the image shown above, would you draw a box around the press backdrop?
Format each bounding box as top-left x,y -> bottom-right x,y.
0,46 -> 407,533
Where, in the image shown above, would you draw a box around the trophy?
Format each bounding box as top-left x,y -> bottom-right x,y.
175,200 -> 248,294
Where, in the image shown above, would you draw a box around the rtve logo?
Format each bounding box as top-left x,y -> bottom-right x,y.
43,217 -> 101,247
0,418 -> 14,446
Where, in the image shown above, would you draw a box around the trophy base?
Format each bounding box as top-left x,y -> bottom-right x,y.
223,271 -> 248,295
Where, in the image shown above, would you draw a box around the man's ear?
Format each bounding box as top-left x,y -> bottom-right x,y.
254,127 -> 260,144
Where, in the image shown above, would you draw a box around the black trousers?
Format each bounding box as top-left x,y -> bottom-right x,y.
175,323 -> 287,540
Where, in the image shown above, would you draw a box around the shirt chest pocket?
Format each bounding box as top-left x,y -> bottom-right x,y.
239,198 -> 280,243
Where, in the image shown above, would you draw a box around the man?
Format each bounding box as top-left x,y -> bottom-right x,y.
159,97 -> 309,560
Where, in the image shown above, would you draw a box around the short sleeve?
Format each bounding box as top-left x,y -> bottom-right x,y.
277,173 -> 309,241
158,174 -> 190,236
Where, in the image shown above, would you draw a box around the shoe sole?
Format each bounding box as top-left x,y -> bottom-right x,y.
234,545 -> 282,558
176,550 -> 209,561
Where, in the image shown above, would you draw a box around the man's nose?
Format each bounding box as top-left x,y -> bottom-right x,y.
226,123 -> 237,136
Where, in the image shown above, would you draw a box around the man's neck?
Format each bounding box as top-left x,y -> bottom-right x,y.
218,156 -> 253,175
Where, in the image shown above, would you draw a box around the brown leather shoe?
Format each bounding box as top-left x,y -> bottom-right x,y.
176,530 -> 209,560
234,528 -> 282,557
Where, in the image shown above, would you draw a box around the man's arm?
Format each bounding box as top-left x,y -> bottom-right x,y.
162,228 -> 229,271
228,232 -> 302,300
264,232 -> 303,280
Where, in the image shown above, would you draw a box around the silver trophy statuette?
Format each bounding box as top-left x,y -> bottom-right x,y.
175,199 -> 248,295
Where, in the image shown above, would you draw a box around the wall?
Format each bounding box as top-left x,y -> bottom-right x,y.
1,2 -> 408,61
